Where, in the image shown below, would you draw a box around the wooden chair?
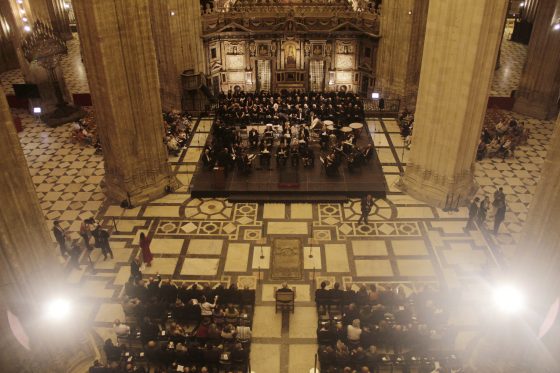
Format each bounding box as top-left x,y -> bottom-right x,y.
274,287 -> 296,313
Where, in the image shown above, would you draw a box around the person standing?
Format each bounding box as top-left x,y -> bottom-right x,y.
69,241 -> 82,269
53,220 -> 68,257
139,232 -> 154,267
492,187 -> 505,211
79,218 -> 92,250
357,194 -> 373,225
466,197 -> 479,230
131,257 -> 142,281
493,199 -> 507,235
98,227 -> 114,260
477,196 -> 490,226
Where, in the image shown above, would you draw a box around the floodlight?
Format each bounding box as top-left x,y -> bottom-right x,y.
44,297 -> 72,321
493,284 -> 525,315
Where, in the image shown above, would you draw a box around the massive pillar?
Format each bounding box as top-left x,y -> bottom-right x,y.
73,0 -> 177,205
399,0 -> 508,207
0,1 -> 19,74
375,0 -> 429,110
149,0 -> 206,111
513,0 -> 560,120
0,88 -> 92,371
512,114 -> 560,370
516,114 -> 560,301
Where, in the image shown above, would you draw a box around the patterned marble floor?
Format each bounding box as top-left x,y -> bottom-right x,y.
1,28 -> 552,372
490,24 -> 529,97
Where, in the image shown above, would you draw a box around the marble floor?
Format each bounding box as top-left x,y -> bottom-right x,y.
0,29 -> 551,372
490,23 -> 529,97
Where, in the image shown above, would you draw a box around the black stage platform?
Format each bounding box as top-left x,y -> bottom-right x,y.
190,122 -> 388,202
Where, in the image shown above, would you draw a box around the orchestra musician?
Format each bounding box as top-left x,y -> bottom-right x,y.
202,148 -> 215,170
259,145 -> 272,170
276,143 -> 289,167
248,128 -> 259,148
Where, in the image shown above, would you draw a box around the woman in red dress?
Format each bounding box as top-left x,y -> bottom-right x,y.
139,232 -> 153,267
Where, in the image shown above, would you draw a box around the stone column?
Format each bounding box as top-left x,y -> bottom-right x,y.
399,0 -> 508,207
513,0 -> 560,120
523,0 -> 540,23
149,0 -> 206,111
73,0 -> 177,205
46,0 -> 72,41
0,87 -> 92,371
516,113 -> 560,300
512,114 -> 560,370
0,0 -> 20,73
375,0 -> 429,110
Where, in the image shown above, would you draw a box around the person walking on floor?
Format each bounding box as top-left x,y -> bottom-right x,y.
53,220 -> 69,257
477,196 -> 490,227
466,197 -> 479,230
357,194 -> 373,225
139,232 -> 153,267
494,199 -> 507,235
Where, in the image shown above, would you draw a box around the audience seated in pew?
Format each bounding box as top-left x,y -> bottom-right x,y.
112,278 -> 255,372
315,282 -> 460,372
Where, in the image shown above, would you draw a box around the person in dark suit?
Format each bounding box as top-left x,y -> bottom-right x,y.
248,128 -> 259,148
202,148 -> 215,170
315,281 -> 329,302
466,197 -> 480,230
97,227 -> 114,260
357,194 -> 373,224
69,241 -> 82,269
131,257 -> 142,281
494,200 -> 506,235
53,220 -> 68,257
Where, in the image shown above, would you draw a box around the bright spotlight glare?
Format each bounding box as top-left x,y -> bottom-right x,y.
44,298 -> 72,321
493,285 -> 524,314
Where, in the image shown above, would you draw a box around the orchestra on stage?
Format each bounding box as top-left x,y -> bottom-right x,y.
202,90 -> 375,177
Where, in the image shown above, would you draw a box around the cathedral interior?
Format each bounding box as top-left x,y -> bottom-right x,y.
1,0 -> 560,372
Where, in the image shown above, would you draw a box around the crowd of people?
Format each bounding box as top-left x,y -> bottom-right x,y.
94,273 -> 256,373
476,111 -> 529,161
53,217 -> 114,269
217,89 -> 365,127
201,89 -> 375,177
69,109 -> 194,158
315,282 -> 460,373
71,108 -> 101,153
163,110 -> 193,156
467,187 -> 507,235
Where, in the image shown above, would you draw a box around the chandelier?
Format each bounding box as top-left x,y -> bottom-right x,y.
21,19 -> 67,69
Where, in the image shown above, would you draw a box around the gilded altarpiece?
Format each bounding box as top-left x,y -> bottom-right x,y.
201,0 -> 380,94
